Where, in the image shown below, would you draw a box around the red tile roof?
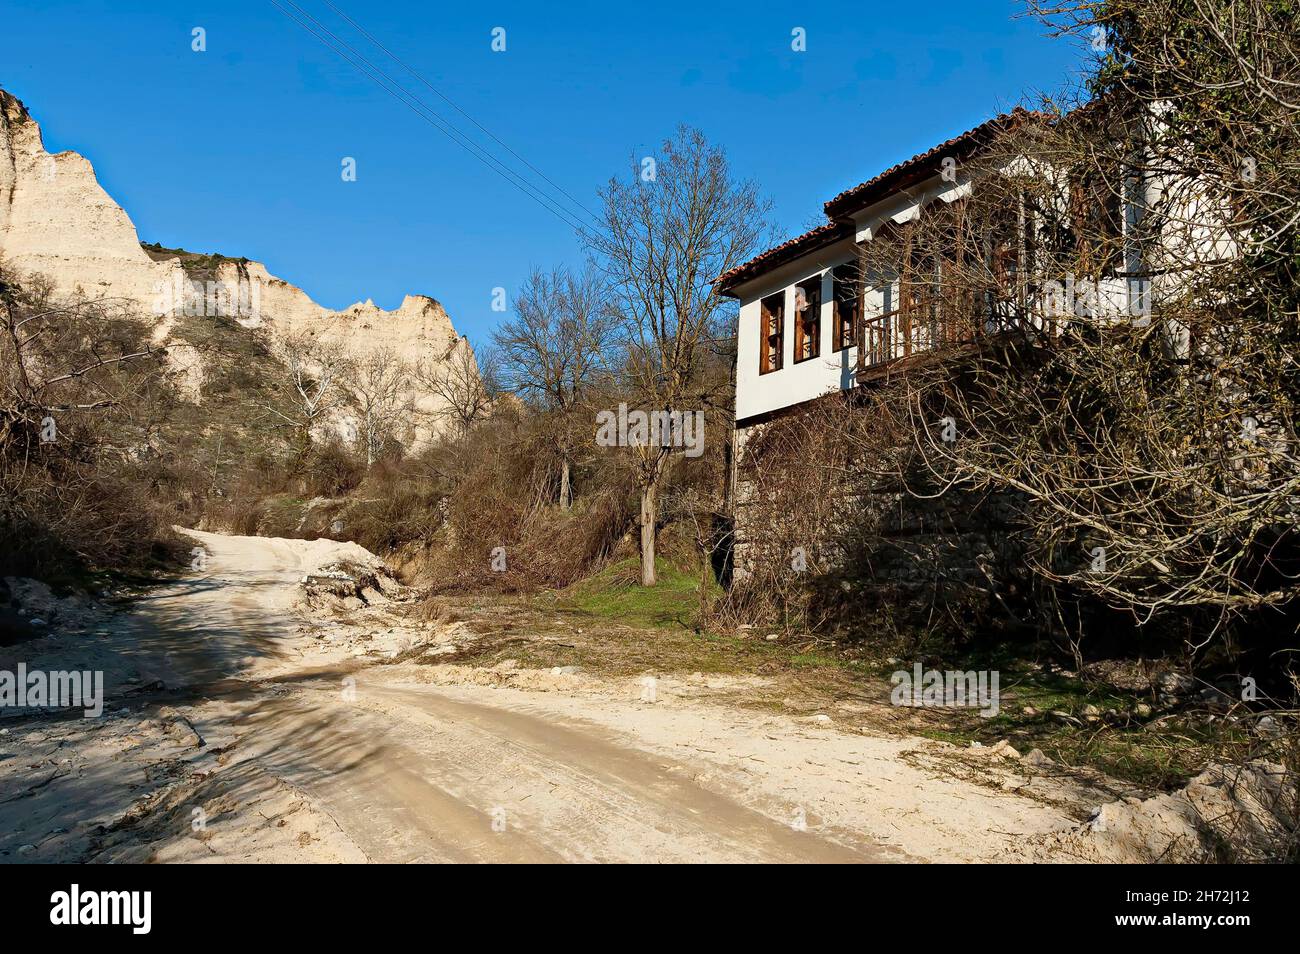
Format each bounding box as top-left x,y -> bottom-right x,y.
822,107 -> 1042,218
714,220 -> 852,294
716,107 -> 1046,294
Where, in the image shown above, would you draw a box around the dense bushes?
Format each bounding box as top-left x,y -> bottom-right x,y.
0,268 -> 187,583
187,374 -> 743,602
725,352 -> 1300,696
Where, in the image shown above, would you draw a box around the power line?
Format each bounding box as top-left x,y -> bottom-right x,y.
317,0 -> 600,225
272,0 -> 591,234
268,0 -> 598,238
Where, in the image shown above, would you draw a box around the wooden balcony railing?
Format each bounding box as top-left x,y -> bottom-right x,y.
859,310 -> 896,369
857,307 -> 974,376
856,294 -> 1036,378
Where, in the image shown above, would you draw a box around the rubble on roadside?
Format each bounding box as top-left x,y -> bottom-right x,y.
1022,760 -> 1298,863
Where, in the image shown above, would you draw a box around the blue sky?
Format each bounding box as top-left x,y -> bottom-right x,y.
2,1 -> 1086,345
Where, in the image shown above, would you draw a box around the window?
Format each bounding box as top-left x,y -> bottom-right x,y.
759,291 -> 784,374
793,277 -> 821,363
832,264 -> 860,352
1070,162 -> 1124,275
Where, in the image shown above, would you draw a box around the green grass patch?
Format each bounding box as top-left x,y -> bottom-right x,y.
557,556 -> 720,630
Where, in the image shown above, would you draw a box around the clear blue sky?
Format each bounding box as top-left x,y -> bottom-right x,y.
1,0 -> 1085,345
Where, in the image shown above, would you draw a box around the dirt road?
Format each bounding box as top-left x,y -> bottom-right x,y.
0,531 -> 1104,863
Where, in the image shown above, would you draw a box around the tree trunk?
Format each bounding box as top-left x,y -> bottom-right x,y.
559,457 -> 572,510
639,475 -> 657,586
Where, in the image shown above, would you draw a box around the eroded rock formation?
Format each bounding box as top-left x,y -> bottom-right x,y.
0,86 -> 472,441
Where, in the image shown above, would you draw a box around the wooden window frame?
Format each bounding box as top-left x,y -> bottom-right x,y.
793,277 -> 822,364
759,291 -> 784,374
832,264 -> 860,352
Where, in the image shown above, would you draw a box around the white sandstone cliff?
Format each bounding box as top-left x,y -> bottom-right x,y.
0,87 -> 472,441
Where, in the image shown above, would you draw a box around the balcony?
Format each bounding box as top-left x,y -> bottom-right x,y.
855,295 -> 1034,382
857,306 -> 970,381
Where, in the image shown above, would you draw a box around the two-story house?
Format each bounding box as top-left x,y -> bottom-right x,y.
714,105 -> 1173,566
717,109 -> 1048,433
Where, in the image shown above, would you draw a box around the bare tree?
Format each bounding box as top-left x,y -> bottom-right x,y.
259,331 -> 349,461
494,264 -> 616,508
1,270 -> 163,442
590,126 -> 768,586
414,338 -> 498,441
1,263 -> 177,576
342,347 -> 410,468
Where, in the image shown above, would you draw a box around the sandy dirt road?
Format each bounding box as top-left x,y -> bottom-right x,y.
0,531 -> 1103,864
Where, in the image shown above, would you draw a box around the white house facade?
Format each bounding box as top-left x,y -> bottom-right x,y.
717,107 -> 1165,435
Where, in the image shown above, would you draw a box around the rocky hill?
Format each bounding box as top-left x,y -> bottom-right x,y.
0,86 -> 470,442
